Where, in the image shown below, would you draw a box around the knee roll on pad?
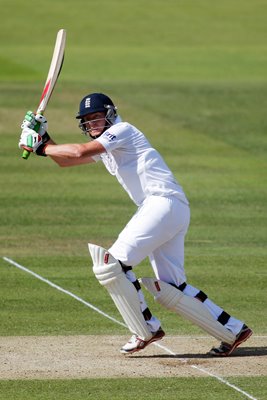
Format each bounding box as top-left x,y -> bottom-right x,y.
140,278 -> 235,344
89,243 -> 122,285
88,243 -> 152,341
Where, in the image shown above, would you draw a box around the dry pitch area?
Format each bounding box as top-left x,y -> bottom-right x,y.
0,335 -> 266,379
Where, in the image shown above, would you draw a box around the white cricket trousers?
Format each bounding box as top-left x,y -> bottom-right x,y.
109,195 -> 244,335
109,195 -> 190,286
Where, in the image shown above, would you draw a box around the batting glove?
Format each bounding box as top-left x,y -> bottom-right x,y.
21,111 -> 50,142
19,127 -> 47,156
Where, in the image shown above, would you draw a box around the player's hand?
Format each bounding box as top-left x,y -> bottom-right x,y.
21,111 -> 50,141
18,127 -> 47,156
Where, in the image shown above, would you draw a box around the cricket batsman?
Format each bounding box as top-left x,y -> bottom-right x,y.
19,92 -> 252,355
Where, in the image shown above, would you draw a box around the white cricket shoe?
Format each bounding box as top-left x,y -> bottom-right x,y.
120,328 -> 165,354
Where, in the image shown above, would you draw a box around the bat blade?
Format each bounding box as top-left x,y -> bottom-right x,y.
22,29 -> 66,159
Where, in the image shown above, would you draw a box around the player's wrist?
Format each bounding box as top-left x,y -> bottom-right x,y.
42,131 -> 51,143
35,143 -> 48,157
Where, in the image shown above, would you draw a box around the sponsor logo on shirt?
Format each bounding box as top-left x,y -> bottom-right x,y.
104,132 -> 116,141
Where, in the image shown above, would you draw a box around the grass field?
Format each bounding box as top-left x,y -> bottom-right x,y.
1,1 -> 267,399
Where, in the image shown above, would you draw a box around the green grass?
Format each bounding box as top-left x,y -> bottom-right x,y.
0,0 -> 266,399
0,377 -> 266,400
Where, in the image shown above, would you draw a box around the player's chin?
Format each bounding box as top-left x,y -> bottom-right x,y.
90,129 -> 104,138
91,128 -> 102,134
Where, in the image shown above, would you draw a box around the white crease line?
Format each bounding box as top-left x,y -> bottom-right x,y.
190,365 -> 258,400
2,256 -> 258,400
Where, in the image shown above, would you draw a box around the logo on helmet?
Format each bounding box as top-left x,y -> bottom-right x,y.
85,98 -> 91,108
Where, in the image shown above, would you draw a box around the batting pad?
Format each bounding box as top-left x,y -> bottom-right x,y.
88,244 -> 152,341
141,278 -> 235,344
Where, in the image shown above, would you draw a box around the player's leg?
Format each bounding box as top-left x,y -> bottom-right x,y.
147,202 -> 252,355
109,195 -> 189,267
107,196 -> 184,352
121,265 -> 161,333
141,277 -> 252,355
150,236 -> 244,335
119,262 -> 165,353
88,243 -> 164,354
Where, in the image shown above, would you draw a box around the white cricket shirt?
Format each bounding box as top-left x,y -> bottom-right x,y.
93,120 -> 189,206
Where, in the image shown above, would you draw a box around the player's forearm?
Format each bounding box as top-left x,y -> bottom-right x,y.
43,143 -> 92,167
45,143 -> 87,158
36,137 -> 65,166
43,139 -> 104,167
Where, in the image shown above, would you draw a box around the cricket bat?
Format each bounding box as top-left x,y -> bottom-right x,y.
22,29 -> 66,159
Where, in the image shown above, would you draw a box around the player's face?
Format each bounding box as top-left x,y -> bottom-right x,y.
83,112 -> 106,136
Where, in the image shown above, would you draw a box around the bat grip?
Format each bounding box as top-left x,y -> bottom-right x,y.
22,149 -> 30,159
21,120 -> 41,160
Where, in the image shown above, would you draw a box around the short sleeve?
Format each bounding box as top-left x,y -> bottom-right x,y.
95,122 -> 131,152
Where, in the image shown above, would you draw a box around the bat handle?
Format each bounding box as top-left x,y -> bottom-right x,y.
21,120 -> 41,160
22,149 -> 30,159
